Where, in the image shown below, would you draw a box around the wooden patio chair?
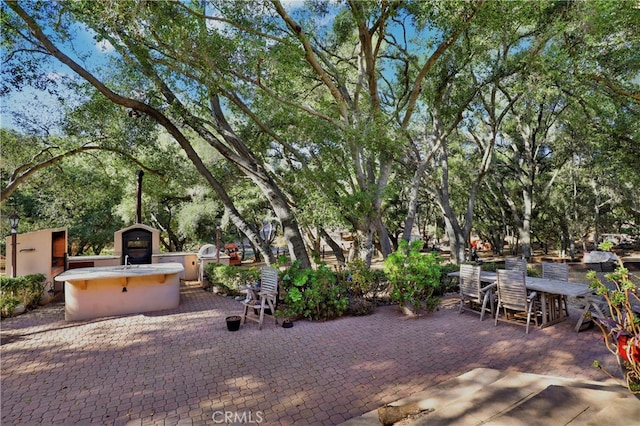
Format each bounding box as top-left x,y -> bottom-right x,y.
542,262 -> 570,317
495,269 -> 538,334
574,294 -> 607,332
505,257 -> 527,273
458,264 -> 496,321
573,271 -> 615,332
242,266 -> 279,330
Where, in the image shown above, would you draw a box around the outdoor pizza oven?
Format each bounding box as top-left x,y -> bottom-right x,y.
122,228 -> 153,264
113,224 -> 160,266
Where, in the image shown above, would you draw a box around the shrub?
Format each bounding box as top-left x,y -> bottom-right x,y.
342,259 -> 388,297
480,261 -> 540,277
480,262 -> 500,272
280,260 -> 349,321
1,274 -> 46,318
527,266 -> 542,278
276,254 -> 291,267
438,263 -> 461,295
1,294 -> 20,318
384,240 -> 442,313
203,263 -> 260,295
339,259 -> 389,315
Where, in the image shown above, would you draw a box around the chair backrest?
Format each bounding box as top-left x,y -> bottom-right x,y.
505,258 -> 527,273
459,264 -> 481,301
497,269 -> 527,311
542,262 -> 568,281
260,266 -> 278,296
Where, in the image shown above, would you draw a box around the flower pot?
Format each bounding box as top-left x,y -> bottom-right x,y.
617,335 -> 640,363
616,354 -> 640,399
282,319 -> 293,328
226,315 -> 242,331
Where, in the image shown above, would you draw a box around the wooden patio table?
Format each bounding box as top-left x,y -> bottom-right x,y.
448,270 -> 593,330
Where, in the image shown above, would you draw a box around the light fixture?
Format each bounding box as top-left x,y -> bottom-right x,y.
9,211 -> 19,278
216,223 -> 221,263
9,212 -> 19,232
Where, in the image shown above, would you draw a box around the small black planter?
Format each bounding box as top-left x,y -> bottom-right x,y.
226,315 -> 242,331
282,319 -> 293,328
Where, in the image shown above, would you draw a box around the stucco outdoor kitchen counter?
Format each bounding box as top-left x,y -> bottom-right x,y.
56,263 -> 184,321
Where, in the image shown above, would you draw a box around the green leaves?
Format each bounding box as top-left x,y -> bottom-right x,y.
0,274 -> 46,317
293,270 -> 310,287
3,0 -> 639,265
280,260 -> 349,320
384,240 -> 442,312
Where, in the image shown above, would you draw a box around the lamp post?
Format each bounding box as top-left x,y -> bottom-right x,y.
9,212 -> 19,278
216,225 -> 221,264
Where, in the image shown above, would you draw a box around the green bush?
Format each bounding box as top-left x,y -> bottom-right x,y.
439,263 -> 461,295
480,261 -> 540,277
203,263 -> 260,295
1,274 -> 46,318
338,259 -> 389,315
276,254 -> 291,267
479,262 -> 500,272
341,259 -> 388,298
526,264 -> 542,277
280,260 -> 349,321
384,240 -> 442,313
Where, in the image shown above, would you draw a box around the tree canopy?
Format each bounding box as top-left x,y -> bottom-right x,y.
2,0 -> 639,264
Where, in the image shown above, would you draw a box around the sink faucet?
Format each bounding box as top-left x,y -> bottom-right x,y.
124,255 -> 130,269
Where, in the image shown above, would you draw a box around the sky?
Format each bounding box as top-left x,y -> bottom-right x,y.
0,22 -> 113,134
0,0 -> 323,135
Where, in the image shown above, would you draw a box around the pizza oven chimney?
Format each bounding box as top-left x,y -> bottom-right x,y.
136,169 -> 143,224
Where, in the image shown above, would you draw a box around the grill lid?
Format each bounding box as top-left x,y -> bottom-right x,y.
197,244 -> 219,259
583,251 -> 617,264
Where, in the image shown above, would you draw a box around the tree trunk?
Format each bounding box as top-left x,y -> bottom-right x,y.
376,218 -> 393,259
7,4 -> 281,266
350,224 -> 377,267
443,215 -> 467,264
519,186 -> 534,259
303,226 -> 321,257
209,95 -> 311,268
593,180 -> 601,247
320,228 -> 346,265
518,225 -> 532,259
403,161 -> 429,242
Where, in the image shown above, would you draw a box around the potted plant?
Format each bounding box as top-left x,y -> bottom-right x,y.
225,315 -> 242,331
275,305 -> 295,328
589,242 -> 640,397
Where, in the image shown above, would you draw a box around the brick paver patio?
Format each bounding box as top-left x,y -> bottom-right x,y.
1,283 -> 620,425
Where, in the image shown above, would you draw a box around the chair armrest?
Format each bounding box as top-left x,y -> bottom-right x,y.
480,282 -> 497,292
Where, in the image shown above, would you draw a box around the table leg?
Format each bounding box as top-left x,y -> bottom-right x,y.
541,292 -> 547,327
574,298 -> 606,332
549,295 -> 554,323
540,292 -> 569,328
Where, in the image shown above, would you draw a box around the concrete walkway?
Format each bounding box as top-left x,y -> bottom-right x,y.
342,368 -> 640,425
0,283 -> 628,425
